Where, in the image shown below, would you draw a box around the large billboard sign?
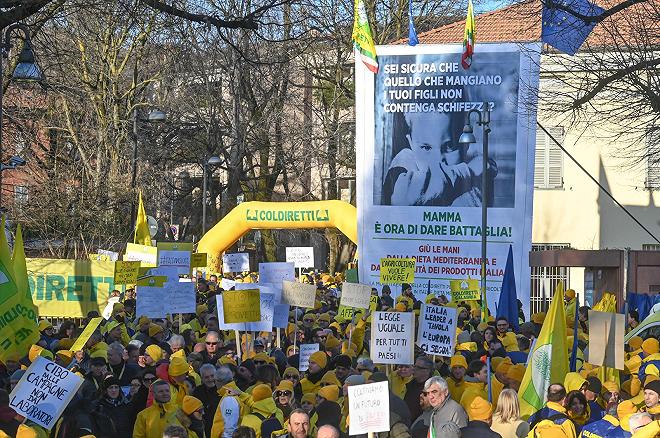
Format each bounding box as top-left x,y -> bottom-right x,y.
355,43 -> 541,317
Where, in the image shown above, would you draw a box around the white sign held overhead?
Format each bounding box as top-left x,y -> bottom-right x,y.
9,357 -> 83,430
222,253 -> 250,273
158,250 -> 191,275
167,281 -> 196,315
348,381 -> 390,435
417,304 -> 457,357
285,247 -> 315,268
298,343 -> 320,372
259,262 -> 295,284
282,281 -> 317,308
340,282 -> 372,309
370,311 -> 414,365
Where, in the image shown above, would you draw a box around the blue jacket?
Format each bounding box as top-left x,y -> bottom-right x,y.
578,415 -> 630,438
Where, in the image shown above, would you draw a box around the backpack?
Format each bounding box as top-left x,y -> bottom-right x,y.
528,413 -> 574,438
252,412 -> 282,438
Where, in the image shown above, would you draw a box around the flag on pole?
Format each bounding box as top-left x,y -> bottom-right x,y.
134,191 -> 152,246
352,0 -> 379,73
0,219 -> 40,363
461,0 -> 475,69
541,0 -> 604,55
519,281 -> 568,419
496,245 -> 519,332
408,0 -> 419,46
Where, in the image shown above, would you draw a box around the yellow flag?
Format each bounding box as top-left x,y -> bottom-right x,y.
0,219 -> 40,362
519,281 -> 568,419
134,191 -> 152,246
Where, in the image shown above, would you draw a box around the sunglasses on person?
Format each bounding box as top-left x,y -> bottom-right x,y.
206,341 -> 218,346
284,374 -> 298,380
275,390 -> 292,397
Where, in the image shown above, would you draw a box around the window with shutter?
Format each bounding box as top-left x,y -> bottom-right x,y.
646,131 -> 660,190
534,126 -> 564,189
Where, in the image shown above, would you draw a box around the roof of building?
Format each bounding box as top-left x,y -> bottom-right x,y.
395,0 -> 658,47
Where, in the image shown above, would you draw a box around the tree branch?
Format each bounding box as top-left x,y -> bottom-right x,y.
139,0 -> 258,30
573,57 -> 660,108
0,0 -> 52,29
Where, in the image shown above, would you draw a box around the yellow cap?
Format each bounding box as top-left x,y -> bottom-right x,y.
318,385 -> 339,402
38,320 -> 53,332
450,355 -> 468,369
252,384 -> 272,402
643,338 -> 660,355
182,395 -> 203,415
466,396 -> 492,422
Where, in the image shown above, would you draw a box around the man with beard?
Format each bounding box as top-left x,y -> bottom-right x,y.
295,351 -> 328,399
447,355 -> 468,402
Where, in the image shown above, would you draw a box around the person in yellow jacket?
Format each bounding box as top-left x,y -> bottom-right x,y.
564,289 -> 577,323
296,351 -> 328,397
176,396 -> 206,438
240,384 -> 284,438
389,364 -> 413,399
211,366 -> 255,438
166,356 -> 192,408
447,355 -> 468,402
495,317 -> 519,352
133,380 -> 182,438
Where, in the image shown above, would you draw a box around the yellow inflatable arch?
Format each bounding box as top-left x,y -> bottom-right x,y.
197,200 -> 358,272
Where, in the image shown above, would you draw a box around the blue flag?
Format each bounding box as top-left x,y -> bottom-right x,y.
542,0 -> 604,55
497,245 -> 519,331
408,0 -> 419,46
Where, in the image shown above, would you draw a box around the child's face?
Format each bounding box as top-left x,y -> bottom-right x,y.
406,112 -> 454,168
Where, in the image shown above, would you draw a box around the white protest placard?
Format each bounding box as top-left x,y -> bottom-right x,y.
285,247 -> 315,268
347,381 -> 390,435
125,243 -> 157,266
340,282 -> 372,309
273,304 -> 290,329
220,278 -> 237,290
259,262 -> 295,284
371,311 -> 414,365
136,277 -> 168,318
223,253 -> 250,273
158,250 -> 191,275
167,281 -> 196,315
298,343 -> 320,372
417,304 -> 457,356
9,356 -> 83,430
282,281 -> 316,308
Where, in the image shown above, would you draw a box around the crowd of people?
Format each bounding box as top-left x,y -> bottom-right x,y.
0,275 -> 659,438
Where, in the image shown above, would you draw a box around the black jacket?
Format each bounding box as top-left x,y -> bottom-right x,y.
460,420 -> 502,438
403,379 -> 426,422
192,384 -> 221,438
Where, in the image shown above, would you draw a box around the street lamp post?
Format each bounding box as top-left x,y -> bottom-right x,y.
0,23 -> 43,209
129,108 -> 166,232
459,102 -> 491,320
202,155 -> 222,235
